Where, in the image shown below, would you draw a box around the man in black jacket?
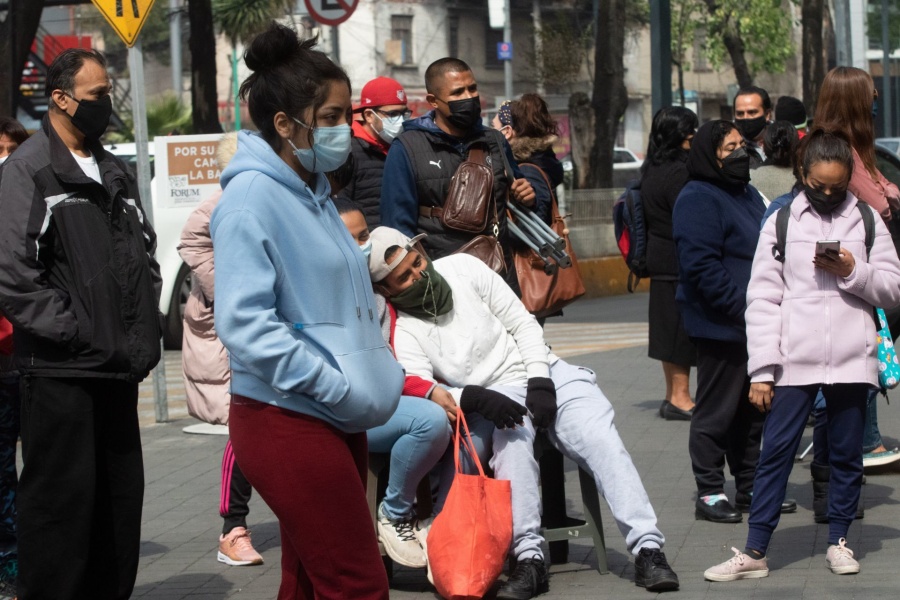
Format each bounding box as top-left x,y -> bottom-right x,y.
380,57 -> 534,270
0,49 -> 161,599
337,76 -> 410,228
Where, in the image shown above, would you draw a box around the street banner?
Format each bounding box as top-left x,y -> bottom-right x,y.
154,134 -> 224,209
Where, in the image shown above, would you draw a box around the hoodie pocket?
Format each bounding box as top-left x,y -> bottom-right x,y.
330,346 -> 404,429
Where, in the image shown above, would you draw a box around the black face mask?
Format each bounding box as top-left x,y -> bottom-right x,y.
805,185 -> 848,215
720,146 -> 751,185
441,97 -> 482,132
67,94 -> 112,142
734,115 -> 767,141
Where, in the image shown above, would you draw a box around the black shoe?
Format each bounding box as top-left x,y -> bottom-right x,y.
634,548 -> 679,591
659,401 -> 693,421
734,491 -> 797,513
496,557 -> 549,600
695,497 -> 742,523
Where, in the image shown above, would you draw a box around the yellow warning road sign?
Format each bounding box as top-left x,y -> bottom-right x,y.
91,0 -> 157,48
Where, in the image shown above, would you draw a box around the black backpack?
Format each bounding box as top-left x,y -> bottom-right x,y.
612,179 -> 647,292
772,199 -> 875,262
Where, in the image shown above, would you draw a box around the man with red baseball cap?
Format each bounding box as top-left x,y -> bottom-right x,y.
337,76 -> 411,228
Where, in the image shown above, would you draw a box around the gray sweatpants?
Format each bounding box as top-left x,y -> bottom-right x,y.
484,359 -> 665,561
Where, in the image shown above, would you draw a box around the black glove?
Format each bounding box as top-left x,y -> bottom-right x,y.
460,385 -> 527,429
526,377 -> 557,428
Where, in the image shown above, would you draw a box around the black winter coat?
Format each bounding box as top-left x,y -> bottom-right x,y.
641,156 -> 690,278
336,135 -> 387,229
0,115 -> 162,381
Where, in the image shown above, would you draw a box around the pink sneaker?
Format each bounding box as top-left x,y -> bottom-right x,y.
704,547 -> 768,582
217,527 -> 264,566
826,538 -> 860,574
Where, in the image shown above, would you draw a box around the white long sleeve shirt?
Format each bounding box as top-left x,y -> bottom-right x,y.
392,254 -> 551,401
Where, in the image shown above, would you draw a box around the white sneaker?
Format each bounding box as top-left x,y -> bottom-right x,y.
704,547 -> 769,582
826,538 -> 860,574
377,503 -> 427,568
414,516 -> 434,583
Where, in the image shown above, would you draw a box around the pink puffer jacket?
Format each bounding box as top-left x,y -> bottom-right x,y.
747,191 -> 900,387
178,189 -> 231,424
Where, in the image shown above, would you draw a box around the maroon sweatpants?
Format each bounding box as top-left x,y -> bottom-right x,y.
229,395 -> 388,600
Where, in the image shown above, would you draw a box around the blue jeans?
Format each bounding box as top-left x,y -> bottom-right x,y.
0,375 -> 18,576
367,396 -> 452,521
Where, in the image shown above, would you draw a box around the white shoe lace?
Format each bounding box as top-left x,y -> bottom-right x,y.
832,538 -> 855,560
725,547 -> 750,569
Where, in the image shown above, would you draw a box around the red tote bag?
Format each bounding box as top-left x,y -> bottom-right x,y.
427,412 -> 513,599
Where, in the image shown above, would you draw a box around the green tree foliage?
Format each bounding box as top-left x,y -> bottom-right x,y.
671,0 -> 706,103
212,0 -> 295,44
700,0 -> 797,87
107,93 -> 193,142
868,2 -> 900,52
86,3 -> 177,73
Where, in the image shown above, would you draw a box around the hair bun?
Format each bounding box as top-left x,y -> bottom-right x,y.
243,22 -> 302,73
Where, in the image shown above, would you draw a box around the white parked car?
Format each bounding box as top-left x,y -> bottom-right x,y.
613,147 -> 643,170
105,141 -> 194,349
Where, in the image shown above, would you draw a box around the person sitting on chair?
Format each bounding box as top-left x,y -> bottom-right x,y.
365,226 -> 681,598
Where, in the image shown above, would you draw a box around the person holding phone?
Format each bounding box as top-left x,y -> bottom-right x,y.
704,129 -> 900,582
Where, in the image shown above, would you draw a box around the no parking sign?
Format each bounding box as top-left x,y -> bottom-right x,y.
304,0 -> 359,26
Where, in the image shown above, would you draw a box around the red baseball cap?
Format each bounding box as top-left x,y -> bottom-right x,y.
356,77 -> 408,111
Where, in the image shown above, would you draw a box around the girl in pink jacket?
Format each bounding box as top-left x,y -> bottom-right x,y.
704,130 -> 900,582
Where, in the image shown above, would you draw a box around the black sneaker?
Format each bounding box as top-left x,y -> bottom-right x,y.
634,548 -> 680,591
496,557 -> 549,600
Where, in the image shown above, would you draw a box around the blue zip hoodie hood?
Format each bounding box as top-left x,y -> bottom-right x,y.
210,131 -> 403,432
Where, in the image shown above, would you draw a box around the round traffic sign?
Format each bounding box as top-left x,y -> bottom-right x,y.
304,0 -> 359,27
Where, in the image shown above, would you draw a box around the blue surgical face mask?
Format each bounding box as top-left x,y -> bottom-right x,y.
288,117 -> 352,173
373,112 -> 404,144
359,238 -> 372,259
873,99 -> 879,119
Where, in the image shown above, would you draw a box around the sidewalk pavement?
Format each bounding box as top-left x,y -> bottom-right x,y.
132,294 -> 900,599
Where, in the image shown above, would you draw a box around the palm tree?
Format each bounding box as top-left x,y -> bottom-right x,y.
212,0 -> 295,130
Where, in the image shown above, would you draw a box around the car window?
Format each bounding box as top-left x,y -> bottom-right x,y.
116,154 -> 156,178
614,150 -> 633,163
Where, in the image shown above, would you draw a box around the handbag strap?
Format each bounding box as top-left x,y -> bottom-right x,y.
453,411 -> 487,477
467,145 -> 488,166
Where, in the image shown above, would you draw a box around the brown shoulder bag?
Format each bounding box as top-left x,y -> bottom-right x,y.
440,145 -> 494,233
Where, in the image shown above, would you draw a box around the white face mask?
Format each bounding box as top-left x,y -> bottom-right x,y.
373,112 -> 404,144
0,156 -> 7,166
359,238 -> 373,259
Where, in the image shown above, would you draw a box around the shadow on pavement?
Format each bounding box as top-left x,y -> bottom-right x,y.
133,573 -> 234,599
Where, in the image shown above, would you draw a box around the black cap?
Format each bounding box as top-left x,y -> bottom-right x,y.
775,96 -> 807,129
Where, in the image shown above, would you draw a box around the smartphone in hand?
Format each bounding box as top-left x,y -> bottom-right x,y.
815,240 -> 840,256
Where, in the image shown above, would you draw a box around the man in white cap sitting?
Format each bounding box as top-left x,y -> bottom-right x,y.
365,226 -> 681,599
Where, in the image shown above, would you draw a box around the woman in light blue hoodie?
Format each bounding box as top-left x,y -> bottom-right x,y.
209,24 -> 403,600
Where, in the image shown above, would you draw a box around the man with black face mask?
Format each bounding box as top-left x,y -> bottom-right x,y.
734,86 -> 773,169
0,49 -> 161,599
380,57 -> 535,289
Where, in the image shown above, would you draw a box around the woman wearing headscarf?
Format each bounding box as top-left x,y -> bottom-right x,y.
673,120 -> 794,523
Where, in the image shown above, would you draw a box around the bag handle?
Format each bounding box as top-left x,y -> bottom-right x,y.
453,411 -> 487,477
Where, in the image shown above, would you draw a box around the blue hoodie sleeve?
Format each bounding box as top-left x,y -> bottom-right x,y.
673,189 -> 747,322
211,200 -> 350,406
380,142 -> 419,237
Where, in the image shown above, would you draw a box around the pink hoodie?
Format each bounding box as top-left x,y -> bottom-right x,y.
747,191 -> 900,386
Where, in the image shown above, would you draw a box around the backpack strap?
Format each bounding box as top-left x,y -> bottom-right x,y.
773,199 -> 875,263
857,201 -> 875,260
772,200 -> 793,263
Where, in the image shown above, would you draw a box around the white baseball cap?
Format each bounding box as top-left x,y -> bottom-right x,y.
368,227 -> 427,282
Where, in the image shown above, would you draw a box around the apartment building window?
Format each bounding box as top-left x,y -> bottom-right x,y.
391,15 -> 413,65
